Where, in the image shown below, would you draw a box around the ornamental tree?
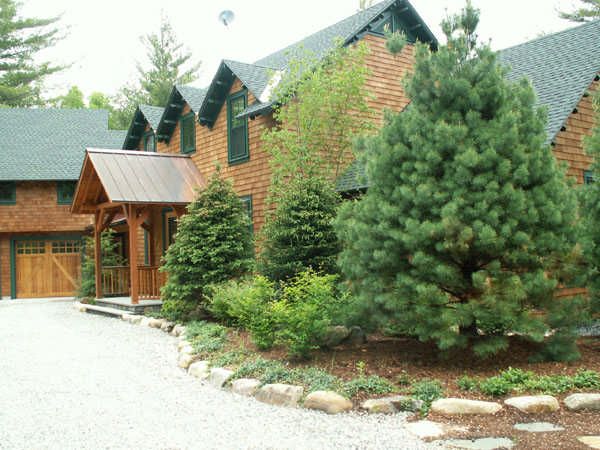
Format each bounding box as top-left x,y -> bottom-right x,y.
336,2 -> 584,360
160,171 -> 254,317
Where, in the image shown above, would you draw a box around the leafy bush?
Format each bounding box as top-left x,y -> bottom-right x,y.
160,171 -> 254,321
343,375 -> 396,398
207,277 -> 278,350
159,298 -> 200,323
411,379 -> 443,408
457,375 -> 478,392
185,321 -> 228,357
232,357 -> 285,380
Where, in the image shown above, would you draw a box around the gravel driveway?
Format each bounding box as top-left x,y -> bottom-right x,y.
0,298 -> 436,450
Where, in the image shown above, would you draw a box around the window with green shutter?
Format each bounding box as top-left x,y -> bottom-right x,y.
143,131 -> 156,152
180,112 -> 196,154
0,181 -> 16,205
57,181 -> 77,205
584,170 -> 595,185
227,91 -> 249,164
239,195 -> 253,233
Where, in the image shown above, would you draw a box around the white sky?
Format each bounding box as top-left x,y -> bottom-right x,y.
21,0 -> 578,99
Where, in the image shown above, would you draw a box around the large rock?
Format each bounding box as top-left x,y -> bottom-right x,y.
255,383 -> 304,407
578,436 -> 600,449
361,395 -> 423,414
564,393 -> 600,411
171,325 -> 186,337
431,398 -> 502,415
322,326 -> 350,348
406,421 -> 467,439
188,361 -> 210,380
179,345 -> 194,355
303,391 -> 353,414
231,378 -> 261,396
178,352 -> 195,369
439,437 -> 515,449
160,321 -> 174,332
504,395 -> 559,414
128,315 -> 143,325
209,368 -> 234,388
148,318 -> 164,329
177,340 -> 191,351
121,313 -> 134,321
513,422 -> 564,433
139,317 -> 151,327
346,326 -> 367,345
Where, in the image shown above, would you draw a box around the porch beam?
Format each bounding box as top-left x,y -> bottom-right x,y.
127,204 -> 140,305
94,210 -> 103,300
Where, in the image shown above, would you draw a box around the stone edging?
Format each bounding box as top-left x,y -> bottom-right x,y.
73,303 -> 600,419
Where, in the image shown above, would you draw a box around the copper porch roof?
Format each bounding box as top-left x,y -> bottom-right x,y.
79,148 -> 205,205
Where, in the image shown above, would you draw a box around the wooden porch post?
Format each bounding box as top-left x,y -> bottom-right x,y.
94,211 -> 103,299
128,204 -> 139,304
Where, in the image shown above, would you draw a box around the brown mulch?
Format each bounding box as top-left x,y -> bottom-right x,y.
227,332 -> 600,449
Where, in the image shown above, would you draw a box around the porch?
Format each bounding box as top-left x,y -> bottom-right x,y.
71,149 -> 205,306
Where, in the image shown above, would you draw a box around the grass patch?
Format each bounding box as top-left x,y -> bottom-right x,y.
457,367 -> 600,397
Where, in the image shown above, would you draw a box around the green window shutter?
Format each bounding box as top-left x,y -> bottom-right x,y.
144,131 -> 156,152
0,181 -> 16,205
239,195 -> 253,234
227,91 -> 249,164
57,181 -> 77,205
584,170 -> 595,185
180,112 -> 196,154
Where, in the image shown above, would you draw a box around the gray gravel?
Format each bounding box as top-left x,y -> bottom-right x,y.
0,298 -> 437,450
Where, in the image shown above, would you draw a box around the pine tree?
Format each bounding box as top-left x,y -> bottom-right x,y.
259,176 -> 341,281
111,15 -> 200,129
0,0 -> 64,106
160,172 -> 254,317
559,0 -> 600,22
581,92 -> 600,315
336,2 -> 583,360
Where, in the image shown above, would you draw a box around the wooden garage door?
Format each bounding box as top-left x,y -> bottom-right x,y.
15,239 -> 81,298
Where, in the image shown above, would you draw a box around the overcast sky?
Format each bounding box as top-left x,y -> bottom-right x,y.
21,0 -> 578,99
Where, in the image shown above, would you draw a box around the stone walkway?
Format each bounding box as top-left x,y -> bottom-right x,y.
0,298 -> 436,450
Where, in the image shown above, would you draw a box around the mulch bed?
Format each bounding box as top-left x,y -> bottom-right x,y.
232,332 -> 600,449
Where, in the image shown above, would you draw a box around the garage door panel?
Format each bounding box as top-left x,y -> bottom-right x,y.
15,239 -> 81,298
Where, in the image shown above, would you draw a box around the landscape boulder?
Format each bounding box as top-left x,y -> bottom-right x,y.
255,384 -> 304,407
160,321 -> 174,332
564,393 -> 600,411
177,352 -> 195,369
431,398 -> 502,415
139,317 -> 151,327
208,368 -> 234,388
303,391 -> 353,414
231,378 -> 261,396
346,326 -> 367,345
128,315 -> 143,325
171,325 -> 186,337
578,436 -> 600,449
361,395 -> 423,414
148,318 -> 164,329
188,361 -> 210,380
177,340 -> 191,351
322,326 -> 350,348
504,395 -> 559,414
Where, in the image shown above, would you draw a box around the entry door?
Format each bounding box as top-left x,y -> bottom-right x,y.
14,239 -> 82,298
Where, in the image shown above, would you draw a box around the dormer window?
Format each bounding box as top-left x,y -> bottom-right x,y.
143,131 -> 156,152
227,90 -> 249,164
180,112 -> 196,154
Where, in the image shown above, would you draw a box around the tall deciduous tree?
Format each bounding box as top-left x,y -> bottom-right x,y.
111,15 -> 201,130
0,0 -> 64,106
336,2 -> 584,360
559,0 -> 600,22
55,85 -> 84,108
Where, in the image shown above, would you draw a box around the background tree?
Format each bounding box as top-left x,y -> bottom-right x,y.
55,85 -> 84,108
336,2 -> 583,360
160,171 -> 254,321
78,231 -> 125,300
0,0 -> 64,106
259,43 -> 372,281
110,15 -> 201,129
581,92 -> 600,315
559,0 -> 600,22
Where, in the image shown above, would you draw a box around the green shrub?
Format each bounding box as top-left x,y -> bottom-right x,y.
207,277 -> 278,350
185,321 -> 228,357
457,375 -> 478,392
479,376 -> 514,397
209,348 -> 252,368
159,298 -> 199,322
232,357 -> 285,380
572,369 -> 600,389
343,375 -> 396,398
411,379 -> 443,408
160,171 -> 254,321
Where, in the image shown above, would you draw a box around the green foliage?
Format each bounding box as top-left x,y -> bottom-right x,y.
384,29 -> 407,56
472,367 -> 600,397
184,321 -> 228,357
0,0 -> 64,106
159,298 -> 200,323
209,348 -> 252,368
336,2 -> 583,360
77,230 -> 125,299
343,374 -> 396,398
457,375 -> 478,391
411,379 -> 444,412
259,176 -> 341,281
160,171 -> 254,321
56,86 -> 85,108
559,0 -> 600,22
207,277 -> 277,350
110,16 -> 201,129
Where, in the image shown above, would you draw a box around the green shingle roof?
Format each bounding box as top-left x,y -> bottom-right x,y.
0,108 -> 125,181
175,85 -> 207,113
337,20 -> 600,193
139,104 -> 165,130
499,19 -> 600,145
123,104 -> 165,149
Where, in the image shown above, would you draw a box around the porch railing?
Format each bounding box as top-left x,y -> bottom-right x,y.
138,266 -> 166,299
101,266 -> 130,297
101,265 -> 166,300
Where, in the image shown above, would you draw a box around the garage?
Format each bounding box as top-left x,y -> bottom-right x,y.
13,238 -> 82,298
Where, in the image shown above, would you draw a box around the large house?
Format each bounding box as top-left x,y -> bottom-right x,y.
0,109 -> 125,299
